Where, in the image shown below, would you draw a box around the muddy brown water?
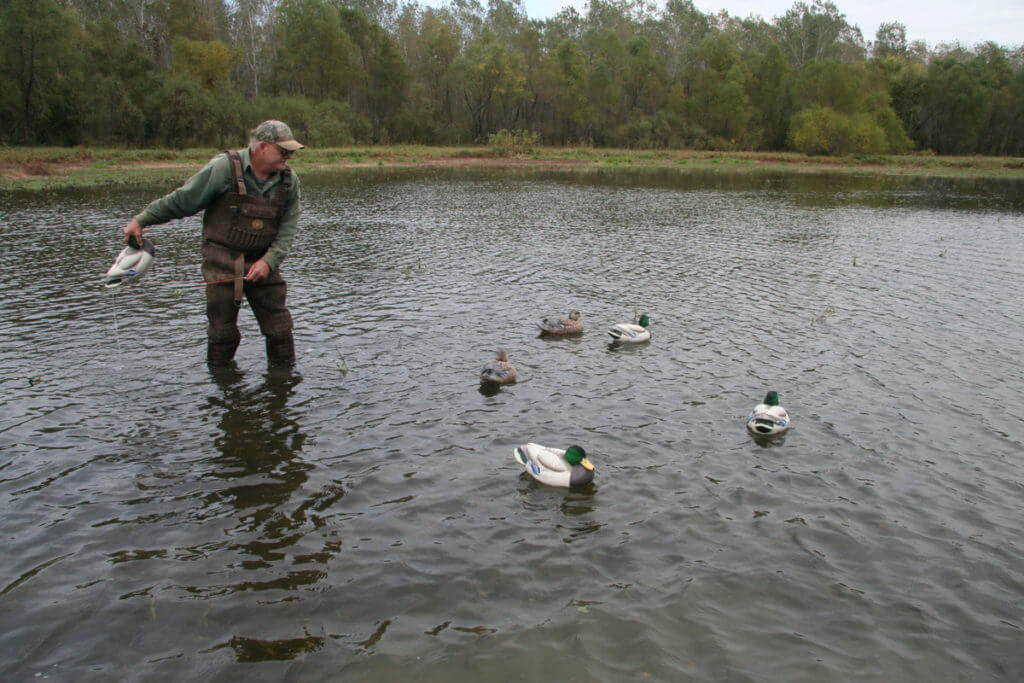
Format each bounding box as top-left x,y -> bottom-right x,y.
1,169 -> 1022,679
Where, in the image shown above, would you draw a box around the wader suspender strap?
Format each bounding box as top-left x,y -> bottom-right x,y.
227,151 -> 246,196
226,151 -> 246,306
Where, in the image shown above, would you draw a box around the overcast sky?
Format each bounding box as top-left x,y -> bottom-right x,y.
501,0 -> 1024,48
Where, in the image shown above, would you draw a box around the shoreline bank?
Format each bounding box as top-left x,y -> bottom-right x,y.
2,146 -> 1023,191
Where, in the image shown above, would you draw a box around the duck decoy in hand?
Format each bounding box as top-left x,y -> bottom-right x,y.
608,313 -> 651,343
480,348 -> 517,385
538,310 -> 583,335
747,391 -> 790,436
104,236 -> 155,288
513,443 -> 595,488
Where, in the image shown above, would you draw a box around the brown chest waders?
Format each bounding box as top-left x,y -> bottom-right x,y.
201,151 -> 295,365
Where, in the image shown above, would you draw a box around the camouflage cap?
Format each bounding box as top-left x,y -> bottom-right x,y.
252,120 -> 304,151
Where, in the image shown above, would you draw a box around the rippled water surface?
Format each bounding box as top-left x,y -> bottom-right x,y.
2,169 -> 1022,680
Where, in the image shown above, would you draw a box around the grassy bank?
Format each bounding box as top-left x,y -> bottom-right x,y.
2,145 -> 1023,191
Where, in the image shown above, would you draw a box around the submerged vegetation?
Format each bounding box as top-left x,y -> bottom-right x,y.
1,0 -> 1022,158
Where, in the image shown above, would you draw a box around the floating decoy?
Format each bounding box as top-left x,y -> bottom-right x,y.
746,391 -> 790,436
608,313 -> 651,343
538,310 -> 583,335
480,348 -> 517,385
513,443 -> 595,488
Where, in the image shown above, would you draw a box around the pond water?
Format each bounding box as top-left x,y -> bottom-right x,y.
1,169 -> 1022,680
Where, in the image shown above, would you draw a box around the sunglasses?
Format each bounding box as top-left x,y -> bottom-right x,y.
274,144 -> 295,158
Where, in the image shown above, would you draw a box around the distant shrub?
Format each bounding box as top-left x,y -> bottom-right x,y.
790,106 -> 889,155
605,113 -> 720,150
249,96 -> 314,142
116,99 -> 147,145
872,105 -> 913,154
848,113 -> 888,154
249,95 -> 370,145
308,101 -> 355,147
149,73 -> 218,148
391,109 -> 440,144
488,128 -> 540,155
607,117 -> 654,148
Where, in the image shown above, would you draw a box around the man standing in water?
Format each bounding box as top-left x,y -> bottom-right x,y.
123,120 -> 303,366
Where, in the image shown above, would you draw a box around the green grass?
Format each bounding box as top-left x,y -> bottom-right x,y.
2,144 -> 1023,191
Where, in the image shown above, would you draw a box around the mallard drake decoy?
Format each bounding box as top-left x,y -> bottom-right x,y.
608,313 -> 651,343
104,236 -> 155,288
538,310 -> 583,335
480,348 -> 517,385
746,391 -> 790,436
513,443 -> 595,488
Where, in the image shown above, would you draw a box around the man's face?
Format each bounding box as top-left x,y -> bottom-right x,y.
259,141 -> 293,173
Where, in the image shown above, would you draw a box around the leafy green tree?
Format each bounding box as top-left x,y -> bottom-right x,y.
400,6 -> 462,127
450,30 -> 525,140
718,13 -> 776,55
873,21 -> 907,59
795,59 -> 863,113
582,29 -> 626,140
172,38 -> 238,90
308,100 -> 357,145
749,43 -> 796,149
657,0 -> 711,82
343,0 -> 400,29
688,33 -> 758,147
773,1 -> 865,68
392,82 -> 445,142
340,8 -> 410,142
969,43 -> 1022,155
4,0 -> 1020,153
231,0 -> 274,98
623,35 -> 666,114
999,69 -> 1024,155
916,57 -> 987,154
794,59 -> 912,152
547,38 -> 592,142
586,0 -> 657,37
274,0 -> 358,99
71,0 -> 172,66
78,18 -> 154,143
503,8 -> 546,131
486,0 -> 529,46
149,72 -> 217,146
0,0 -> 77,143
449,0 -> 486,44
864,91 -> 912,153
888,60 -> 928,145
542,6 -> 584,47
163,0 -> 230,42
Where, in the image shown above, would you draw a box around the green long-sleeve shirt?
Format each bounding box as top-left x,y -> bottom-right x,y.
134,148 -> 301,271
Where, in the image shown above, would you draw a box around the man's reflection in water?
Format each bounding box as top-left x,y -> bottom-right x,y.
205,367 -> 342,664
206,365 -> 311,556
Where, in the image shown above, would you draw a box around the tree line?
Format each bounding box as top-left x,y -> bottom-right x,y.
2,0 -> 1022,155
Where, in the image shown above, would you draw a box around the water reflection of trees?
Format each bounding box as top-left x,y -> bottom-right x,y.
227,632 -> 325,663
